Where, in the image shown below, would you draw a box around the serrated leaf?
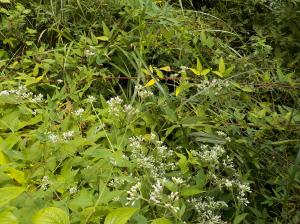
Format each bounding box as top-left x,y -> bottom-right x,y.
97,36 -> 109,41
104,207 -> 138,224
32,207 -> 70,224
159,66 -> 171,72
189,68 -> 200,76
0,187 -> 25,207
0,210 -> 18,224
233,213 -> 248,224
212,71 -> 223,77
144,79 -> 156,87
219,57 -> 225,74
200,69 -> 211,76
196,58 -> 203,72
151,218 -> 172,224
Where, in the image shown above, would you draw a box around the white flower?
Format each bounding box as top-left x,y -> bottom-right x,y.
62,131 -> 74,140
216,131 -> 226,137
69,186 -> 78,194
87,95 -> 96,103
135,84 -> 153,99
41,176 -> 50,190
126,182 -> 141,205
48,133 -> 59,143
72,108 -> 84,116
150,180 -> 163,204
172,177 -> 185,185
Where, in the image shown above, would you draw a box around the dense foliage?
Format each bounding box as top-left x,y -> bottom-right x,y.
0,0 -> 299,223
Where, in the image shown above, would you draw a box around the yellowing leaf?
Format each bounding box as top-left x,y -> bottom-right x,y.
212,71 -> 223,77
219,57 -> 225,74
96,36 -> 109,41
0,187 -> 25,207
149,65 -> 154,73
104,207 -> 137,224
159,66 -> 171,72
6,168 -> 26,184
196,58 -> 203,72
32,207 -> 70,224
189,68 -> 200,76
200,69 -> 211,76
144,79 -> 156,87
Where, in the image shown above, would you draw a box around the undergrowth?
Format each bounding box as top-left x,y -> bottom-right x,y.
0,0 -> 299,223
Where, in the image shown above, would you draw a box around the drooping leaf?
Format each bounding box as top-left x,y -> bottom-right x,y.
32,207 -> 70,224
0,187 -> 25,207
104,207 -> 138,224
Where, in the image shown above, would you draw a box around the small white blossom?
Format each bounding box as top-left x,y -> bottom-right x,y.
72,108 -> 84,116
62,131 -> 74,140
87,95 -> 96,103
126,182 -> 141,205
69,186 -> 78,194
48,133 -> 60,143
41,176 -> 50,190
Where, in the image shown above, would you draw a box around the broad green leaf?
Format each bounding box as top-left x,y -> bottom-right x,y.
0,210 -> 18,224
68,189 -> 94,210
155,69 -> 164,78
176,153 -> 189,173
189,68 -> 200,76
104,207 -> 138,224
181,187 -> 205,197
0,0 -> 11,3
200,69 -> 211,76
0,187 -> 25,207
196,58 -> 202,72
159,66 -> 171,72
151,218 -> 172,224
212,71 -> 223,78
219,57 -> 225,74
233,213 -> 248,224
144,79 -> 156,87
32,207 -> 70,224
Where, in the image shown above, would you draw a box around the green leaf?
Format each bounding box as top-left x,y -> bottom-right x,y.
181,187 -> 205,197
233,213 -> 248,224
104,207 -> 138,224
0,210 -> 18,224
102,21 -> 111,38
0,0 -> 11,3
219,57 -> 225,74
189,68 -> 200,76
212,71 -> 223,78
200,69 -> 211,76
97,36 -> 109,41
32,207 -> 70,224
196,58 -> 202,72
151,218 -> 172,224
0,187 -> 25,207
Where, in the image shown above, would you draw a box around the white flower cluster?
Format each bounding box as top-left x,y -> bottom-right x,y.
72,108 -> 84,117
108,178 -> 126,188
84,46 -> 96,57
211,175 -> 251,206
107,96 -> 139,117
216,131 -> 231,142
69,186 -> 78,194
87,95 -> 96,103
0,85 -> 44,103
192,145 -> 226,165
135,84 -> 153,99
47,130 -> 74,143
188,197 -> 228,224
41,176 -> 50,190
126,182 -> 141,206
197,79 -> 230,95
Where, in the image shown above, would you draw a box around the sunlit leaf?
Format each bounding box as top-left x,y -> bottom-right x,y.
104,207 -> 138,224
219,57 -> 225,74
0,187 -> 25,207
200,69 -> 211,76
196,58 -> 202,72
189,68 -> 200,76
97,36 -> 109,41
144,79 -> 156,87
0,210 -> 18,224
212,71 -> 223,77
32,207 -> 70,224
159,66 -> 171,72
